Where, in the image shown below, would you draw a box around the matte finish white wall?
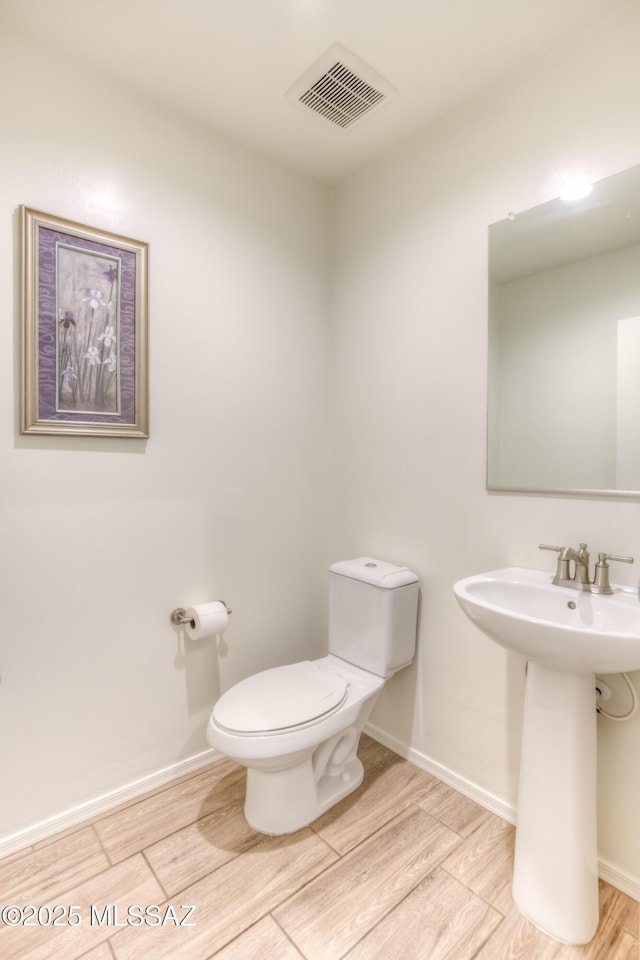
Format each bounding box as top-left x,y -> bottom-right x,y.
0,24 -> 330,839
332,5 -> 640,884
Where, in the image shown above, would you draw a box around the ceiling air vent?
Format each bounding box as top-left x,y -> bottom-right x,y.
287,44 -> 396,130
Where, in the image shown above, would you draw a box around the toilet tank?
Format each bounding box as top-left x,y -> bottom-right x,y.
328,557 -> 419,678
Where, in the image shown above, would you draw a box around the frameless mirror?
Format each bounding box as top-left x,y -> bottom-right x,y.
488,163 -> 640,496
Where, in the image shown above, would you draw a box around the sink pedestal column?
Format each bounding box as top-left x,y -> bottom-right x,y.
512,662 -> 598,944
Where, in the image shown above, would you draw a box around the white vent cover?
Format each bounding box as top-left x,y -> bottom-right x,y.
286,43 -> 396,130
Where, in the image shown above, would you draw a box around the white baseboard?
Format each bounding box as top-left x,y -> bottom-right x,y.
598,860 -> 640,902
365,721 -> 517,824
0,747 -> 222,859
365,721 -> 640,902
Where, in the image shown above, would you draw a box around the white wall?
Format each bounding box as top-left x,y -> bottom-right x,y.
332,2 -> 640,887
0,23 -> 330,841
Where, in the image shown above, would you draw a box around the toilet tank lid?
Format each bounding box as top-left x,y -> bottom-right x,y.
330,557 -> 419,588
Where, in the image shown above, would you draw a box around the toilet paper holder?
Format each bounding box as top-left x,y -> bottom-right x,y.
170,602 -> 232,626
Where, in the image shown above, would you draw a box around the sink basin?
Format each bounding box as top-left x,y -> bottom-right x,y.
454,566 -> 640,673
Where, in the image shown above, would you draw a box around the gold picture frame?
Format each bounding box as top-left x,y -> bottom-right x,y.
21,206 -> 149,437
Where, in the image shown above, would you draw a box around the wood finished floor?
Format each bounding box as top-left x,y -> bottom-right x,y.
1,735 -> 638,960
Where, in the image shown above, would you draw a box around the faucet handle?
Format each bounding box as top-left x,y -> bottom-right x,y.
539,544 -> 571,584
599,552 -> 634,565
592,552 -> 634,594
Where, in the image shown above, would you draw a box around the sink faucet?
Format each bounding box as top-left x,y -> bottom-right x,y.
540,543 -> 590,590
539,543 -> 634,594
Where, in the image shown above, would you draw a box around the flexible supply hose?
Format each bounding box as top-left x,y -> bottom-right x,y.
596,673 -> 638,722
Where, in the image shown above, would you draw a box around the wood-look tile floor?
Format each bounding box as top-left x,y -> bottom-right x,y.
1,735 -> 638,960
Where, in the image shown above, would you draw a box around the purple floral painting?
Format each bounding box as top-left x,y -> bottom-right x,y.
21,208 -> 148,437
56,250 -> 121,415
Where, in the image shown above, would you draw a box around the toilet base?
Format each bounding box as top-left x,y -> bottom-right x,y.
244,730 -> 365,834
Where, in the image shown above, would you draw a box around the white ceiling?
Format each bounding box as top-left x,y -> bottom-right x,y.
0,0 -> 629,185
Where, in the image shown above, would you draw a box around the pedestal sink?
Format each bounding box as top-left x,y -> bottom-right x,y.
453,567 -> 640,944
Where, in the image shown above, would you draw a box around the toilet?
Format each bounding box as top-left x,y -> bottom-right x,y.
207,557 -> 419,834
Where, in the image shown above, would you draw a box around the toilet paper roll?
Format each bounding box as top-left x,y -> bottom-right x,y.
184,602 -> 229,641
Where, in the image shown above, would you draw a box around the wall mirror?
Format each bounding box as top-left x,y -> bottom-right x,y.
488,162 -> 640,497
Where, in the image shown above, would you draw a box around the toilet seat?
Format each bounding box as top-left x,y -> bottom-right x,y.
213,660 -> 348,735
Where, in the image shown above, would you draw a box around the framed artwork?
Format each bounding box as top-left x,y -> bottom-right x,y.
21,206 -> 149,437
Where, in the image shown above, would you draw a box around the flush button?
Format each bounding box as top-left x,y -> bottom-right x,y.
365,562 -> 377,568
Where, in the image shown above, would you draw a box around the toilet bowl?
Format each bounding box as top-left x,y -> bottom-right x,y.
208,655 -> 384,833
207,557 -> 419,835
